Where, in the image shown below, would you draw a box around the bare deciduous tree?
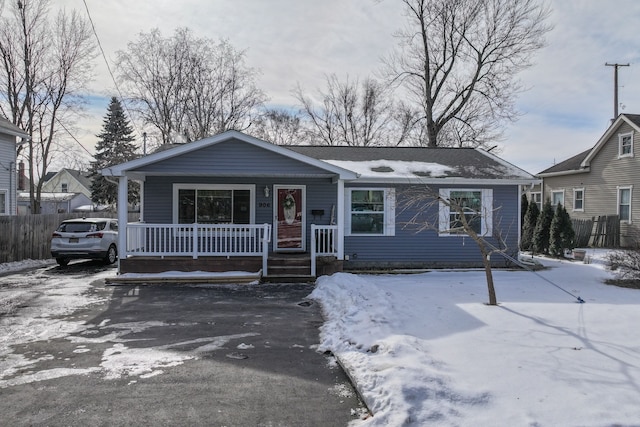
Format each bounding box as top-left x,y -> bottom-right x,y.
251,108 -> 305,145
116,28 -> 267,146
385,0 -> 551,148
0,0 -> 96,213
400,186 -> 513,305
295,74 -> 413,147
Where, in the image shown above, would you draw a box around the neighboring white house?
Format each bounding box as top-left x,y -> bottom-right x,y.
40,169 -> 92,198
0,117 -> 28,216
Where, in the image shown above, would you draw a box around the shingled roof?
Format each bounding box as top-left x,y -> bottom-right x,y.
537,149 -> 591,175
285,145 -> 534,181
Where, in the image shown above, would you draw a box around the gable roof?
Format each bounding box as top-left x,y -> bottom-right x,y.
102,130 -> 358,180
0,116 -> 29,139
538,113 -> 640,177
287,145 -> 536,184
43,169 -> 92,191
102,130 -> 536,185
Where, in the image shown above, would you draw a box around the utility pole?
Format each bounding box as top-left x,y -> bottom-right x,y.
605,62 -> 630,121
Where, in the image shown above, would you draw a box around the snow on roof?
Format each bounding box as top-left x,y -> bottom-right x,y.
324,159 -> 455,179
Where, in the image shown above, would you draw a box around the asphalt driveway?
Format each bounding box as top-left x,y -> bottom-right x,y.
0,262 -> 366,426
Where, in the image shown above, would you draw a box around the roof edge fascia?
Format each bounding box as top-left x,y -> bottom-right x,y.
537,167 -> 590,178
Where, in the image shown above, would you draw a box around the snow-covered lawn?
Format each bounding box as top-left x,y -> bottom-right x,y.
311,250 -> 640,426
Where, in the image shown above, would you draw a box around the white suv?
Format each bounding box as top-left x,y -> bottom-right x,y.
50,218 -> 118,267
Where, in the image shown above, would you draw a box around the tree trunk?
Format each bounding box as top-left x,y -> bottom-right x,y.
481,250 -> 497,306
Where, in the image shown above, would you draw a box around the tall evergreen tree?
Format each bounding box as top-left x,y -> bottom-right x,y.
549,204 -> 575,257
533,199 -> 554,254
90,97 -> 139,207
520,199 -> 539,252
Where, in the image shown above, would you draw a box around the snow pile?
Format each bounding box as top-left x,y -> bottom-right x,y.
311,255 -> 640,426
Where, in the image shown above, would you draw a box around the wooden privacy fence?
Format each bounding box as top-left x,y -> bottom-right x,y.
572,215 -> 620,248
0,213 -> 138,264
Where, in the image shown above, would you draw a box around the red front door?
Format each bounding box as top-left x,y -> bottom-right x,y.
273,186 -> 305,251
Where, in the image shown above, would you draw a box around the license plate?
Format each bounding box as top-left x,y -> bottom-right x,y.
69,237 -> 79,243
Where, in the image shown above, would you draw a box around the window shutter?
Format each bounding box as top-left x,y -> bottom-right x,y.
482,189 -> 493,236
385,188 -> 395,236
344,190 -> 351,236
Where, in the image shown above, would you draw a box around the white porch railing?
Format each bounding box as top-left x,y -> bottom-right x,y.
310,224 -> 338,277
126,223 -> 272,273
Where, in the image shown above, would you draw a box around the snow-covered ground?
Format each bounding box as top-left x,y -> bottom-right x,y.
3,251 -> 639,426
311,249 -> 640,426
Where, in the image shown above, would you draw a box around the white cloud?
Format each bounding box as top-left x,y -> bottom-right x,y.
53,0 -> 640,173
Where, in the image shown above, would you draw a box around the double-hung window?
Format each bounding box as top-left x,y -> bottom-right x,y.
573,188 -> 584,211
439,189 -> 493,236
530,192 -> 542,210
174,184 -> 254,224
0,190 -> 6,215
551,190 -> 564,207
619,132 -> 633,158
346,188 -> 395,236
618,186 -> 632,223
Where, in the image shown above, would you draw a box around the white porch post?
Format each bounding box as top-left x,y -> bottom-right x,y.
117,175 -> 128,273
336,179 -> 345,260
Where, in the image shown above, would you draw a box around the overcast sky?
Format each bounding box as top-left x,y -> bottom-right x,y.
55,0 -> 640,174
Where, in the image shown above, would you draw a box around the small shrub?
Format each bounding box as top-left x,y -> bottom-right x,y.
606,248 -> 640,280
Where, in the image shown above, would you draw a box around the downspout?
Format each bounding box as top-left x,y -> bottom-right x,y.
9,161 -> 14,214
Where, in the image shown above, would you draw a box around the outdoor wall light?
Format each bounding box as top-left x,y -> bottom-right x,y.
264,186 -> 270,198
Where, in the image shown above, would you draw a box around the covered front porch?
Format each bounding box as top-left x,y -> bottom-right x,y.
117,222 -> 342,279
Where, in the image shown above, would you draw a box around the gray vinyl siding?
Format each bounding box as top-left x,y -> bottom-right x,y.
543,121 -> 640,246
344,184 -> 519,267
0,136 -> 16,215
136,139 -> 332,177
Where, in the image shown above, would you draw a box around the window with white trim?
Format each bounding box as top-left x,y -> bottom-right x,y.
173,184 -> 255,224
61,182 -> 68,193
438,189 -> 493,236
346,188 -> 395,236
618,186 -> 632,223
551,190 -> 564,207
530,192 -> 542,210
619,132 -> 633,158
573,188 -> 584,211
0,190 -> 7,215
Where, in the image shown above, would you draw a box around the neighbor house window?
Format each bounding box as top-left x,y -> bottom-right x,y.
173,184 -> 254,224
551,190 -> 564,207
346,188 -> 395,236
0,191 -> 6,215
619,132 -> 633,158
530,192 -> 542,210
618,186 -> 632,223
573,188 -> 584,211
61,182 -> 68,193
439,189 -> 493,236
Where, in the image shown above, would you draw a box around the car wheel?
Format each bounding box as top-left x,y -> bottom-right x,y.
56,258 -> 69,267
104,244 -> 117,265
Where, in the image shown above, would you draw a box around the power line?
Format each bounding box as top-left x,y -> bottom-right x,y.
81,0 -> 141,138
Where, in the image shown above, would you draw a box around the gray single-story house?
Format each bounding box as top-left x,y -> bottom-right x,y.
103,131 -> 538,278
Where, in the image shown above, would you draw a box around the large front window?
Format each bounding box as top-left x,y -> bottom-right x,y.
347,188 -> 395,236
174,185 -> 254,224
439,189 -> 493,236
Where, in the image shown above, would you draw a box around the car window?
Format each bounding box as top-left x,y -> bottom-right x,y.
111,221 -> 118,231
58,221 -> 106,233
